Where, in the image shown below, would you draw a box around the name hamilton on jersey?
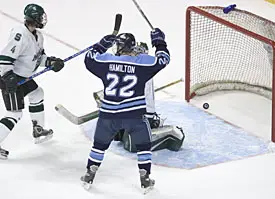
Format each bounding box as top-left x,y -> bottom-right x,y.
109,64 -> 135,74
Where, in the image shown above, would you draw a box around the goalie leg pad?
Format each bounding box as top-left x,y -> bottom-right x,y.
151,125 -> 185,151
122,125 -> 185,152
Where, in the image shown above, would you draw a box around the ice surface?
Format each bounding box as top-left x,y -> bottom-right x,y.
82,100 -> 273,169
0,0 -> 275,199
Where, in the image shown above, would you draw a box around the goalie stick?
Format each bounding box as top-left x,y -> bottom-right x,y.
55,78 -> 183,125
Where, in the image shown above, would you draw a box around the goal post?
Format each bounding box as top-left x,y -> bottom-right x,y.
185,6 -> 275,142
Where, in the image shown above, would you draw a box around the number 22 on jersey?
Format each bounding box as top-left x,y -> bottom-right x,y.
105,73 -> 137,98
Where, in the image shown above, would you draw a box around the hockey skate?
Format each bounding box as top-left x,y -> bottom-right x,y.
80,165 -> 98,190
32,121 -> 53,144
139,169 -> 155,194
0,147 -> 9,160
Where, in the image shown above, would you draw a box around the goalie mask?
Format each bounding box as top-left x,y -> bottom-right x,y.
113,33 -> 136,56
133,42 -> 149,55
24,4 -> 47,29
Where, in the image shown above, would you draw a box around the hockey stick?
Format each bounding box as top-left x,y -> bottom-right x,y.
17,45 -> 93,85
55,78 -> 184,125
17,14 -> 122,86
154,78 -> 183,92
131,0 -> 154,30
112,14 -> 122,35
55,105 -> 99,125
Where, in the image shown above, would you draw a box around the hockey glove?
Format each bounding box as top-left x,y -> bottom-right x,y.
1,70 -> 17,93
150,28 -> 167,47
94,34 -> 116,53
46,56 -> 64,72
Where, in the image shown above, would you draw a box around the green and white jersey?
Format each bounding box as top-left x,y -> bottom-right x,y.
0,24 -> 47,77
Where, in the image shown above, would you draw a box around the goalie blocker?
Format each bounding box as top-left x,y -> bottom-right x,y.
114,125 -> 185,152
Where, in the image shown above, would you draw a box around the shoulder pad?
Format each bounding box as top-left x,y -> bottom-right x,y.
11,25 -> 27,35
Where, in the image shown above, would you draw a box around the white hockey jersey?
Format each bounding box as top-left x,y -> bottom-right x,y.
0,24 -> 47,77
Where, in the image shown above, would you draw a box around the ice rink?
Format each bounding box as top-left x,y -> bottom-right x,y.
0,0 -> 275,198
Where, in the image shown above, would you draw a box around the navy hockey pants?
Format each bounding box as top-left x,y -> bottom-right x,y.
87,117 -> 153,173
94,117 -> 152,146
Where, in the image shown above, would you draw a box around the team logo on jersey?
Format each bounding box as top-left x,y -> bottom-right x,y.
32,49 -> 43,61
32,49 -> 44,71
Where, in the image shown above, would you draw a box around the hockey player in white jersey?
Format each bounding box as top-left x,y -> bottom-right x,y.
0,4 -> 64,159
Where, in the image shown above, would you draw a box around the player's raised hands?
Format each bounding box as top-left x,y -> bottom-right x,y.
94,35 -> 117,53
150,28 -> 166,47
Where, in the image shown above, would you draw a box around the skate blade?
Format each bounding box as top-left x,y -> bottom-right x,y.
81,181 -> 92,190
142,185 -> 154,195
34,134 -> 53,144
0,155 -> 8,160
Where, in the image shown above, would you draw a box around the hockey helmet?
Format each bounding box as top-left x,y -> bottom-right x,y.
113,33 -> 136,55
24,4 -> 47,29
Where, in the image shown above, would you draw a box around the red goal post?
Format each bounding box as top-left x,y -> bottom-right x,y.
185,6 -> 275,142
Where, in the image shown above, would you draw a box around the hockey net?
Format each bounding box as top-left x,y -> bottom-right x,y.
185,6 -> 275,142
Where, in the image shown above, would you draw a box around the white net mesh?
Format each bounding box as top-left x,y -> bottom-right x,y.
188,6 -> 275,99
